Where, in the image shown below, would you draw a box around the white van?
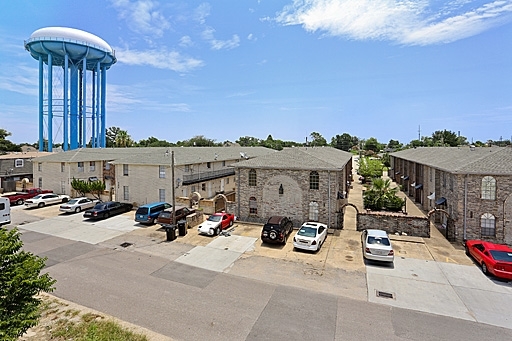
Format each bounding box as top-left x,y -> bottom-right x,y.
0,197 -> 11,226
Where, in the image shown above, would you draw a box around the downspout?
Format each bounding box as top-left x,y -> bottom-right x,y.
463,174 -> 468,241
237,168 -> 241,219
328,170 -> 331,228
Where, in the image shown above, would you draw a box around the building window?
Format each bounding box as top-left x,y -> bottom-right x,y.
222,161 -> 226,167
201,183 -> 206,191
159,165 -> 166,178
310,171 -> 319,190
481,213 -> 496,237
429,168 -> 432,182
61,162 -> 65,172
309,201 -> 319,221
191,186 -> 196,192
449,177 -> 453,191
90,161 -> 95,172
105,162 -> 110,170
38,177 -> 42,188
15,159 -> 23,167
38,162 -> 42,172
78,162 -> 84,172
123,186 -> 129,201
481,176 -> 496,200
123,164 -> 129,176
279,184 -> 284,195
249,169 -> 257,186
185,165 -> 190,173
249,197 -> 257,214
226,177 -> 230,184
159,189 -> 165,202
61,181 -> 66,194
207,162 -> 211,169
442,173 -> 446,188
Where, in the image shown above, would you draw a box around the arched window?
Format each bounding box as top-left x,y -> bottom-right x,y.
481,176 -> 496,200
249,169 -> 257,186
249,197 -> 257,214
309,202 -> 319,221
481,213 -> 495,237
309,171 -> 319,190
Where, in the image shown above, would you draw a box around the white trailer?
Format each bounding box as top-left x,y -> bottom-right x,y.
0,197 -> 11,226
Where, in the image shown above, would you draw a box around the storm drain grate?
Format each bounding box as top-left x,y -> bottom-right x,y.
376,290 -> 394,299
120,242 -> 133,248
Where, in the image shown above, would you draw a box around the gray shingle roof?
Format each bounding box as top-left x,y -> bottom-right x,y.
231,147 -> 353,170
32,147 -> 276,166
391,146 -> 512,175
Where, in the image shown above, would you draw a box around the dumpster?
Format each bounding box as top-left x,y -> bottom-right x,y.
178,219 -> 187,236
165,225 -> 177,241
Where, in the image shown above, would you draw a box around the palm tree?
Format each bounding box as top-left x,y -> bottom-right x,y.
115,130 -> 133,147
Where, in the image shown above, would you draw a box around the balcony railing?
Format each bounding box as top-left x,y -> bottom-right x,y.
182,168 -> 235,185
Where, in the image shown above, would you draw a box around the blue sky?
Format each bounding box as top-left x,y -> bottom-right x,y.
1,0 -> 512,145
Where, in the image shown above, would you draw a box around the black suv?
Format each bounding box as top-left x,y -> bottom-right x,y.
261,216 -> 294,245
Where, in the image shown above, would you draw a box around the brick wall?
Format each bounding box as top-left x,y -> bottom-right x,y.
357,212 -> 430,237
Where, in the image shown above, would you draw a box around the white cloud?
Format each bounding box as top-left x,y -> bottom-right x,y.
110,0 -> 170,38
275,0 -> 512,45
201,27 -> 240,50
114,47 -> 204,72
194,2 -> 211,24
179,35 -> 194,47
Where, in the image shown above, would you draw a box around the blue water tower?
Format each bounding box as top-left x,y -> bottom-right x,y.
25,27 -> 117,151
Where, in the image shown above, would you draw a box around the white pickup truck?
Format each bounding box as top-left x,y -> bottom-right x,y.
25,193 -> 70,209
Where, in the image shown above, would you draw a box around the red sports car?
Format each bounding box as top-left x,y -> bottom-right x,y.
465,240 -> 512,280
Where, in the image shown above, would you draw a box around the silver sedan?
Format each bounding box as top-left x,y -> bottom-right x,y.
59,197 -> 100,213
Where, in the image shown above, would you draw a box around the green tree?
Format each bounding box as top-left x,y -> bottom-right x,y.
0,228 -> 56,340
106,126 -> 121,148
309,132 -> 327,146
363,178 -> 404,211
236,136 -> 261,146
71,178 -> 89,197
136,136 -> 173,147
358,157 -> 383,180
386,139 -> 402,150
115,130 -> 133,147
331,133 -> 354,151
89,180 -> 106,200
364,137 -> 383,153
71,178 -> 105,199
0,129 -> 22,153
431,130 -> 465,147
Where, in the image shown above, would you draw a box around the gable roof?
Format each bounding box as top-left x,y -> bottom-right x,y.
231,147 -> 353,171
391,146 -> 512,175
32,147 -> 275,166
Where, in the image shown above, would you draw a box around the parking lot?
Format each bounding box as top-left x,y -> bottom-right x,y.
9,202 -> 512,330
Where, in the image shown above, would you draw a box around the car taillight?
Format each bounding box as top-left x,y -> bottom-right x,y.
312,240 -> 317,245
262,232 -> 268,237
365,247 -> 370,253
388,250 -> 394,256
93,212 -> 97,216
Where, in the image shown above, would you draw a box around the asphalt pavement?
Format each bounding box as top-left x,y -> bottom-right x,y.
6,164 -> 512,339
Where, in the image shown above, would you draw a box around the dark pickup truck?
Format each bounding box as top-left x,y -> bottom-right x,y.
156,206 -> 195,227
2,188 -> 53,205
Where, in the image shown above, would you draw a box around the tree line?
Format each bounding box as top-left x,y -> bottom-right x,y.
1,127 -> 510,154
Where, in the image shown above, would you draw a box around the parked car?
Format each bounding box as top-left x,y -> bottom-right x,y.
59,197 -> 100,213
261,216 -> 294,245
24,194 -> 70,209
0,197 -> 11,226
2,188 -> 53,206
157,206 -> 195,228
135,202 -> 171,225
198,212 -> 235,236
361,229 -> 394,263
83,201 -> 133,220
293,222 -> 328,252
465,240 -> 512,280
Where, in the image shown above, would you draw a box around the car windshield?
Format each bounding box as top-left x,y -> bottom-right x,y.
490,250 -> 512,262
297,226 -> 317,237
32,195 -> 42,199
208,215 -> 222,222
67,199 -> 79,204
367,236 -> 391,246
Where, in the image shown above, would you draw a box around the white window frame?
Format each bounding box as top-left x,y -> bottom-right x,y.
15,159 -> 23,167
159,165 -> 166,179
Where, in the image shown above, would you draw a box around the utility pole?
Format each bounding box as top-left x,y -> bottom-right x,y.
171,150 -> 176,227
418,125 -> 421,141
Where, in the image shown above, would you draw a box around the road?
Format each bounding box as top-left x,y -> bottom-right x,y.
7,203 -> 512,341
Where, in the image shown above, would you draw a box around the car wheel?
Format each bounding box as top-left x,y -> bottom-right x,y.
75,207 -> 81,213
16,199 -> 24,205
152,218 -> 157,225
104,212 -> 109,219
209,228 -> 215,236
229,220 -> 233,227
482,262 -> 489,275
465,245 -> 470,256
282,234 -> 287,245
216,227 -> 221,236
38,202 -> 44,208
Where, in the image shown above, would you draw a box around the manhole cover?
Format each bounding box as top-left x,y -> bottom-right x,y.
120,242 -> 133,248
376,290 -> 394,299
